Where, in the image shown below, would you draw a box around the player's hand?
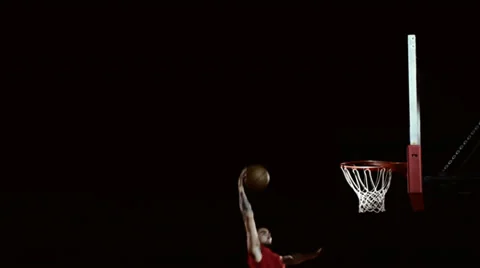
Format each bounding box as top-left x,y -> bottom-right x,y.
238,167 -> 247,189
282,255 -> 293,262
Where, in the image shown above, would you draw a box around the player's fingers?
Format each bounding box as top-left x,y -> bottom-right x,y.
239,168 -> 247,178
241,167 -> 247,174
238,171 -> 246,185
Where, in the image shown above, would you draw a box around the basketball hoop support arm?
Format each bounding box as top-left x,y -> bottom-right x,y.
407,35 -> 424,211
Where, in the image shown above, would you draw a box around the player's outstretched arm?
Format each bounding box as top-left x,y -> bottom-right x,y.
282,248 -> 322,265
238,168 -> 262,262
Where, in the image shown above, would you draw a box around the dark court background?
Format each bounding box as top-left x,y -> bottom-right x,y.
4,8 -> 480,266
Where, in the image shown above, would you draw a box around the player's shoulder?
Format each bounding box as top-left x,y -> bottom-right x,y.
260,245 -> 280,258
260,245 -> 274,253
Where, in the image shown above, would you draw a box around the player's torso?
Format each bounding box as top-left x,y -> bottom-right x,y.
247,246 -> 285,268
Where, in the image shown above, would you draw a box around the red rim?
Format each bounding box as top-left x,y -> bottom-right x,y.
340,160 -> 407,172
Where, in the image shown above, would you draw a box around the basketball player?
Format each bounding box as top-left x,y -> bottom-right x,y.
238,168 -> 322,267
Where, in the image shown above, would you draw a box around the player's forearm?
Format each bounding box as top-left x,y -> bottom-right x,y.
285,255 -> 307,265
239,188 -> 253,216
296,253 -> 315,261
286,252 -> 318,265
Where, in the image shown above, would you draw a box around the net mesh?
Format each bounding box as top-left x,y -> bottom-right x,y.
341,166 -> 392,213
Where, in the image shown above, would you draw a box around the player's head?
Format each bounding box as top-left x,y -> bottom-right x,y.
258,228 -> 272,244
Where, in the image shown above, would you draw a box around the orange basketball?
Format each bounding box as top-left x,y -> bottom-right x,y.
244,165 -> 270,191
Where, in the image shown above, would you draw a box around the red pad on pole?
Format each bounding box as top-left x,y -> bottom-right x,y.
407,145 -> 424,211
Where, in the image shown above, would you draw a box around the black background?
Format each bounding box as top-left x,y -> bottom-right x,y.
4,7 -> 480,266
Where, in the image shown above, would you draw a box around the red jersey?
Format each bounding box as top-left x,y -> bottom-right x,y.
247,245 -> 285,268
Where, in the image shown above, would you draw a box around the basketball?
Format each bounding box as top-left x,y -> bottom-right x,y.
244,165 -> 270,191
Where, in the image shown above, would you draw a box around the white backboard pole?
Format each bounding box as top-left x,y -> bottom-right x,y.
408,35 -> 421,145
407,34 -> 423,211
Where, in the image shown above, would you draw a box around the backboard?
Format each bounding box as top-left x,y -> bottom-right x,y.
341,35 -> 480,213
402,35 -> 479,211
409,35 -> 480,211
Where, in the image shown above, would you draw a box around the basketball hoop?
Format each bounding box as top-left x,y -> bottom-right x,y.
340,160 -> 407,213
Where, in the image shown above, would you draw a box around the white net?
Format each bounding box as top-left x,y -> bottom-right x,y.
341,166 -> 392,213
